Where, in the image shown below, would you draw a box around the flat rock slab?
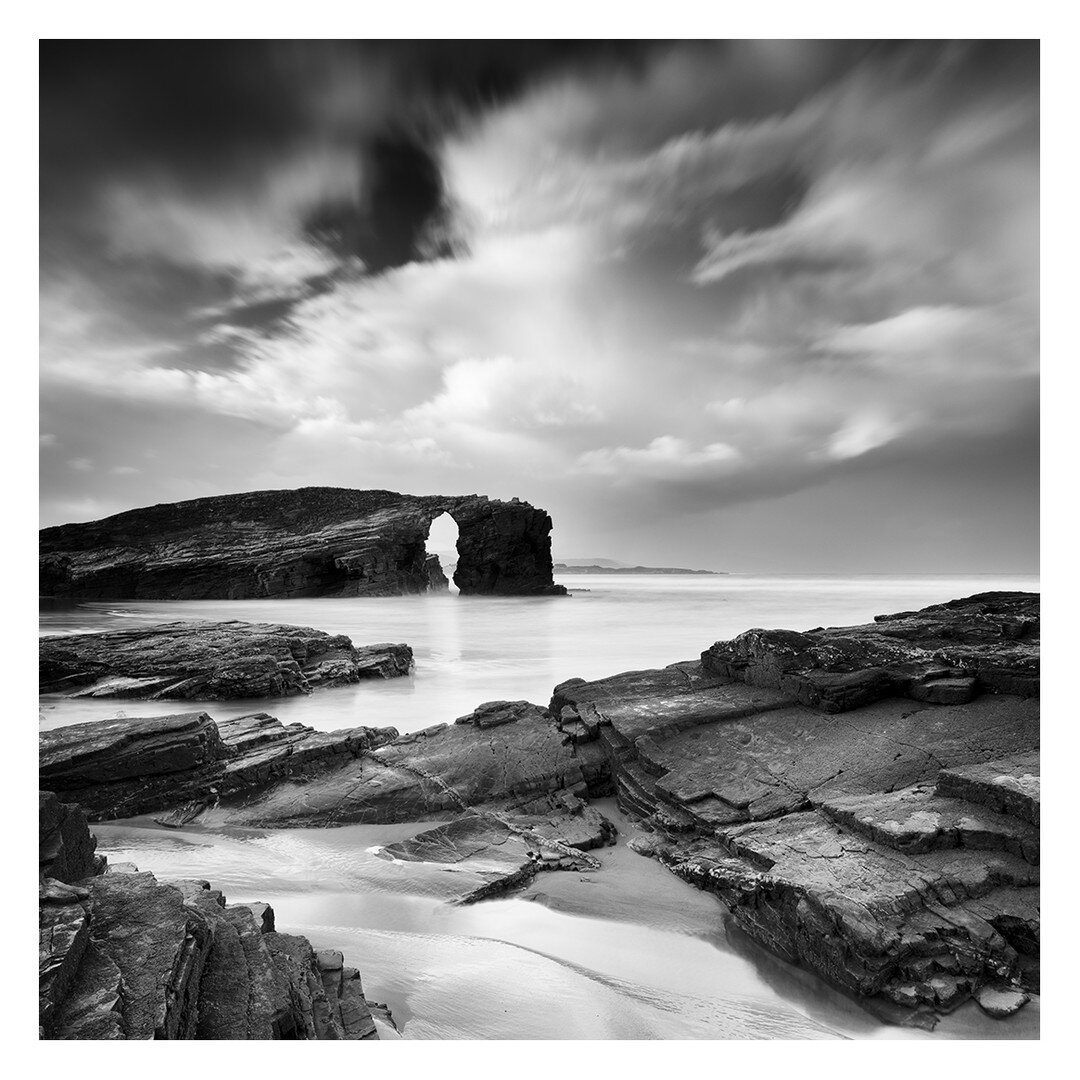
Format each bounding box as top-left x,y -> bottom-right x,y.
216,700 -> 611,827
702,592 -> 1039,710
821,783 -> 1039,864
39,712 -> 395,821
937,755 -> 1040,826
378,804 -> 613,903
552,592 -> 1040,1025
40,619 -> 412,699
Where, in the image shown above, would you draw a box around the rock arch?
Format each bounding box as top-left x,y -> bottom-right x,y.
39,487 -> 568,599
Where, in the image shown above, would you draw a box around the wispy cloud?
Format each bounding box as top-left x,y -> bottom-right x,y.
39,41 -> 1038,570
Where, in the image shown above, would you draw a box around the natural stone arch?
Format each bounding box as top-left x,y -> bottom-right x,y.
39,487 -> 568,599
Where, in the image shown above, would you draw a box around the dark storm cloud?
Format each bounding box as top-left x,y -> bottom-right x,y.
40,40 -> 1039,572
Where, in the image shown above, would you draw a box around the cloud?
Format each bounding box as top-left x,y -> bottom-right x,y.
576,436 -> 742,480
38,42 -> 1038,572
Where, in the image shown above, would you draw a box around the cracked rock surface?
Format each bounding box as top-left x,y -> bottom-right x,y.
552,593 -> 1039,1027
39,711 -> 398,821
39,792 -> 387,1040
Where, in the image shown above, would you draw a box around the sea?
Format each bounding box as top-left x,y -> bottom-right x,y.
38,573 -> 1040,1040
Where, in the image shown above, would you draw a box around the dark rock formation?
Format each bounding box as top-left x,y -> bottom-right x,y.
39,712 -> 397,822
40,486 -> 567,599
35,593 -> 1040,1028
40,620 -> 412,700
551,593 -> 1039,1027
701,591 -> 1039,712
39,791 -> 385,1040
210,699 -> 612,827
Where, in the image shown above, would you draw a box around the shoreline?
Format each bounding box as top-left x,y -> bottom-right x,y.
88,796 -> 1038,1041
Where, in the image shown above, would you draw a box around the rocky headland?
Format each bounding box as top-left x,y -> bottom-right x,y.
38,591 -> 1039,1034
39,487 -> 567,599
40,792 -> 392,1040
39,620 -> 413,700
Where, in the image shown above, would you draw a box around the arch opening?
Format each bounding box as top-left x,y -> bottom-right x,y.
425,512 -> 460,594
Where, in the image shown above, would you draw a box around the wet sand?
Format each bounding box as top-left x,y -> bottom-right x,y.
91,799 -> 1037,1040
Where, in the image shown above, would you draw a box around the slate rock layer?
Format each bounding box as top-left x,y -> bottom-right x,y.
38,791 -> 385,1040
39,619 -> 412,700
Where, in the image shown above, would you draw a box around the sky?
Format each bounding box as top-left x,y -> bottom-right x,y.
39,40 -> 1039,572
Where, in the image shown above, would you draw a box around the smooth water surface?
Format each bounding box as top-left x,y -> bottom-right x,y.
39,573 -> 1039,733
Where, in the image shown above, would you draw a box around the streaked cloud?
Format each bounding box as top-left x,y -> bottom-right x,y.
39,41 -> 1038,571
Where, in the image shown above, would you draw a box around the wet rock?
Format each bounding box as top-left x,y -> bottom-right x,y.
39,712 -> 396,821
217,700 -> 611,827
38,791 -> 381,1040
553,593 -> 1039,1024
937,755 -> 1040,826
974,984 -> 1030,1018
377,804 -> 612,904
701,592 -> 1039,710
39,792 -> 99,882
40,486 -> 567,599
40,620 -> 411,699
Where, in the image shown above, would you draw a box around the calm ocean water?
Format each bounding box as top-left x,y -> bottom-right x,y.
39,574 -> 1039,1039
39,573 -> 1039,733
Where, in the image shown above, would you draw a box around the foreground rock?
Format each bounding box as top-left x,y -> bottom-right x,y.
377,793 -> 616,904
702,591 -> 1038,711
39,792 -> 387,1040
37,593 -> 1040,1028
39,712 -> 397,822
208,700 -> 612,827
40,620 -> 413,700
552,592 -> 1039,1028
40,486 -> 567,599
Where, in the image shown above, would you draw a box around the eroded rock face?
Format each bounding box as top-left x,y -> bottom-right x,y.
39,792 -> 385,1040
40,487 -> 567,599
701,591 -> 1039,711
213,700 -> 612,827
39,712 -> 397,821
39,620 -> 412,700
552,593 -> 1040,1027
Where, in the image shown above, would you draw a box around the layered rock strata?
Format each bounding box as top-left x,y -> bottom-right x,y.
37,593 -> 1039,1028
552,592 -> 1040,1027
40,486 -> 567,598
202,699 -> 612,827
377,794 -> 616,904
701,592 -> 1038,711
39,792 -> 387,1040
39,712 -> 397,822
40,620 -> 412,699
